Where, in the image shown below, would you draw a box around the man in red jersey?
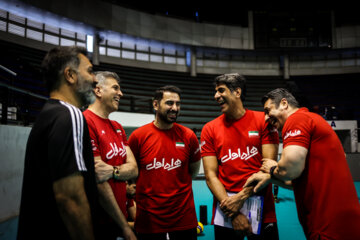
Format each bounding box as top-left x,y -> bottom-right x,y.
128,85 -> 201,240
201,73 -> 280,240
83,71 -> 137,240
245,88 -> 360,240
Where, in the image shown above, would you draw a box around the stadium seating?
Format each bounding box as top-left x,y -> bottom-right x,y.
96,63 -> 287,132
0,40 -> 290,133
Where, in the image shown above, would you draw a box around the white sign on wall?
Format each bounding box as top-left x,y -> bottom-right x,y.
327,120 -> 358,152
109,111 -> 154,127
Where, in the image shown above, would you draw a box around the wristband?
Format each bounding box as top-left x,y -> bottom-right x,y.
270,166 -> 277,179
113,166 -> 120,180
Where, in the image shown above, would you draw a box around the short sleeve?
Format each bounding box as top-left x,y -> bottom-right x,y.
282,113 -> 312,149
128,131 -> 139,161
200,124 -> 216,157
189,131 -> 201,163
48,107 -> 87,181
86,117 -> 101,157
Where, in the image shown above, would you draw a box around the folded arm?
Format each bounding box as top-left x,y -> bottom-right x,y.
95,146 -> 138,183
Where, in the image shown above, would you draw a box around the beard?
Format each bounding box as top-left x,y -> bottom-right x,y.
157,110 -> 178,124
76,75 -> 96,106
79,90 -> 96,106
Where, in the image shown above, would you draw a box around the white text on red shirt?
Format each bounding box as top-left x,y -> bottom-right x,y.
221,146 -> 259,163
106,142 -> 126,159
283,129 -> 301,140
146,158 -> 182,171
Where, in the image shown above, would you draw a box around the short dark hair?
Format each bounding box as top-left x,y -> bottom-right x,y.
214,73 -> 246,101
262,88 -> 300,108
153,85 -> 181,101
41,46 -> 88,92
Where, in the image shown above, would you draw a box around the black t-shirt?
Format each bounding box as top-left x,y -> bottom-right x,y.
17,99 -> 101,239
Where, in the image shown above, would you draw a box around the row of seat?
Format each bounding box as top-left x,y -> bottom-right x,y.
0,39 -> 288,131
96,63 -> 287,130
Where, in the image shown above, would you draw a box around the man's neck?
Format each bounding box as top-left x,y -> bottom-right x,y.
225,106 -> 246,120
50,88 -> 80,108
87,101 -> 110,119
287,106 -> 300,118
153,119 -> 173,130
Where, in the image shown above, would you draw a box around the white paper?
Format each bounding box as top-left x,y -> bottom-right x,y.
213,193 -> 264,234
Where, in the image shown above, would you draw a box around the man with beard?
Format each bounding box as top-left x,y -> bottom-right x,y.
244,88 -> 360,240
200,73 -> 280,240
18,46 -> 100,239
128,85 -> 201,240
83,71 -> 137,240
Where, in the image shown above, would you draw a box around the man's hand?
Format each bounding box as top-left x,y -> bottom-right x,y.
231,213 -> 252,234
220,186 -> 253,217
244,171 -> 271,193
220,195 -> 243,217
260,158 -> 278,173
95,158 -> 113,183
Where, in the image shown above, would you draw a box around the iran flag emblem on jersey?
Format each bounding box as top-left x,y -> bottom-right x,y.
248,131 -> 259,137
176,142 -> 185,147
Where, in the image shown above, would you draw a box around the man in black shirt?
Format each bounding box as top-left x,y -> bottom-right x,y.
18,46 -> 100,239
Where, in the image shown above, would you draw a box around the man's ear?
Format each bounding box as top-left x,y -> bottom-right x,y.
235,87 -> 242,99
64,66 -> 75,84
280,98 -> 289,109
94,86 -> 102,97
153,100 -> 159,111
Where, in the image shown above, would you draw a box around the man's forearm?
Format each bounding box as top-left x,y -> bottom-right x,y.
97,181 -> 131,230
236,186 -> 254,204
114,163 -> 138,181
206,175 -> 229,202
53,174 -> 95,240
95,155 -> 138,183
57,197 -> 95,240
220,185 -> 254,217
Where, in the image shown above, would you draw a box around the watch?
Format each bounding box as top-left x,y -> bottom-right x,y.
113,166 -> 120,180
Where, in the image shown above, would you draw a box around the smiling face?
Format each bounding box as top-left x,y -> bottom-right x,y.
154,91 -> 180,125
214,84 -> 241,116
97,77 -> 123,114
263,98 -> 288,131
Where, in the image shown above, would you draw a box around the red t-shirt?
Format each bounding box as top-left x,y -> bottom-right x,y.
201,110 -> 279,223
128,122 -> 201,233
283,108 -> 360,240
83,109 -> 129,219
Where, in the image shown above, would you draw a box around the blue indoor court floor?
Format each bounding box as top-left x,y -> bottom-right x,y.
1,181 -> 360,240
